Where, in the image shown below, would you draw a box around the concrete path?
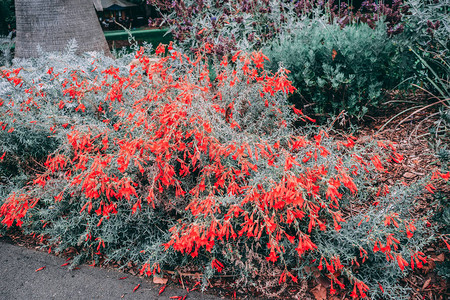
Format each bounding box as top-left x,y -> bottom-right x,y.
0,239 -> 221,300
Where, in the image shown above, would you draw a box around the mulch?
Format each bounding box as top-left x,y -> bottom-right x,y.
355,94 -> 449,300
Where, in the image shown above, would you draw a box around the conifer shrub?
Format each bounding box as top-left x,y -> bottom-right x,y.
0,44 -> 448,299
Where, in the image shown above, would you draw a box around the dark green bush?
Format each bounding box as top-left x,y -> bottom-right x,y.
264,21 -> 411,120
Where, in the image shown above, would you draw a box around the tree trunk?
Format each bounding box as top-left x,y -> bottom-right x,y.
15,0 -> 111,58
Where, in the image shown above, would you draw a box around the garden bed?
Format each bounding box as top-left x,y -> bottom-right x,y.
1,1 -> 449,299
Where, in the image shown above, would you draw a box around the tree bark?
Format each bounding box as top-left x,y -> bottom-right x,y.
15,0 -> 111,58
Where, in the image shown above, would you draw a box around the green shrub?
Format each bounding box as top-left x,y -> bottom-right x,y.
264,20 -> 412,119
403,0 -> 449,58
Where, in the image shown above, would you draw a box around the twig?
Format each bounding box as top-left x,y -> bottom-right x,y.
395,98 -> 448,128
326,110 -> 345,132
180,273 -> 185,290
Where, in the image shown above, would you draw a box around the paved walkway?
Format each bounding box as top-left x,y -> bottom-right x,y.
0,239 -> 220,300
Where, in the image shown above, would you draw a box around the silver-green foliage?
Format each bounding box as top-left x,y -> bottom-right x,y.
264,20 -> 409,119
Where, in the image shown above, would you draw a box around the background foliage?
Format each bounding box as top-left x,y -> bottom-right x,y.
148,0 -> 440,120
0,0 -> 15,35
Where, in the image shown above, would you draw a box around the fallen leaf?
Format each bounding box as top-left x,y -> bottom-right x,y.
422,278 -> 432,290
311,284 -> 327,300
403,172 -> 416,179
35,266 -> 46,272
153,276 -> 168,284
432,254 -> 445,262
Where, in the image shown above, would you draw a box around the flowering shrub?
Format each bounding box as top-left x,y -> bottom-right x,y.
0,44 -> 447,298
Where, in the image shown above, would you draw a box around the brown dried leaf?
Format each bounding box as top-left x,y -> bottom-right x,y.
432,254 -> 445,262
311,284 -> 327,300
153,276 -> 168,284
403,172 -> 416,179
422,278 -> 432,290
